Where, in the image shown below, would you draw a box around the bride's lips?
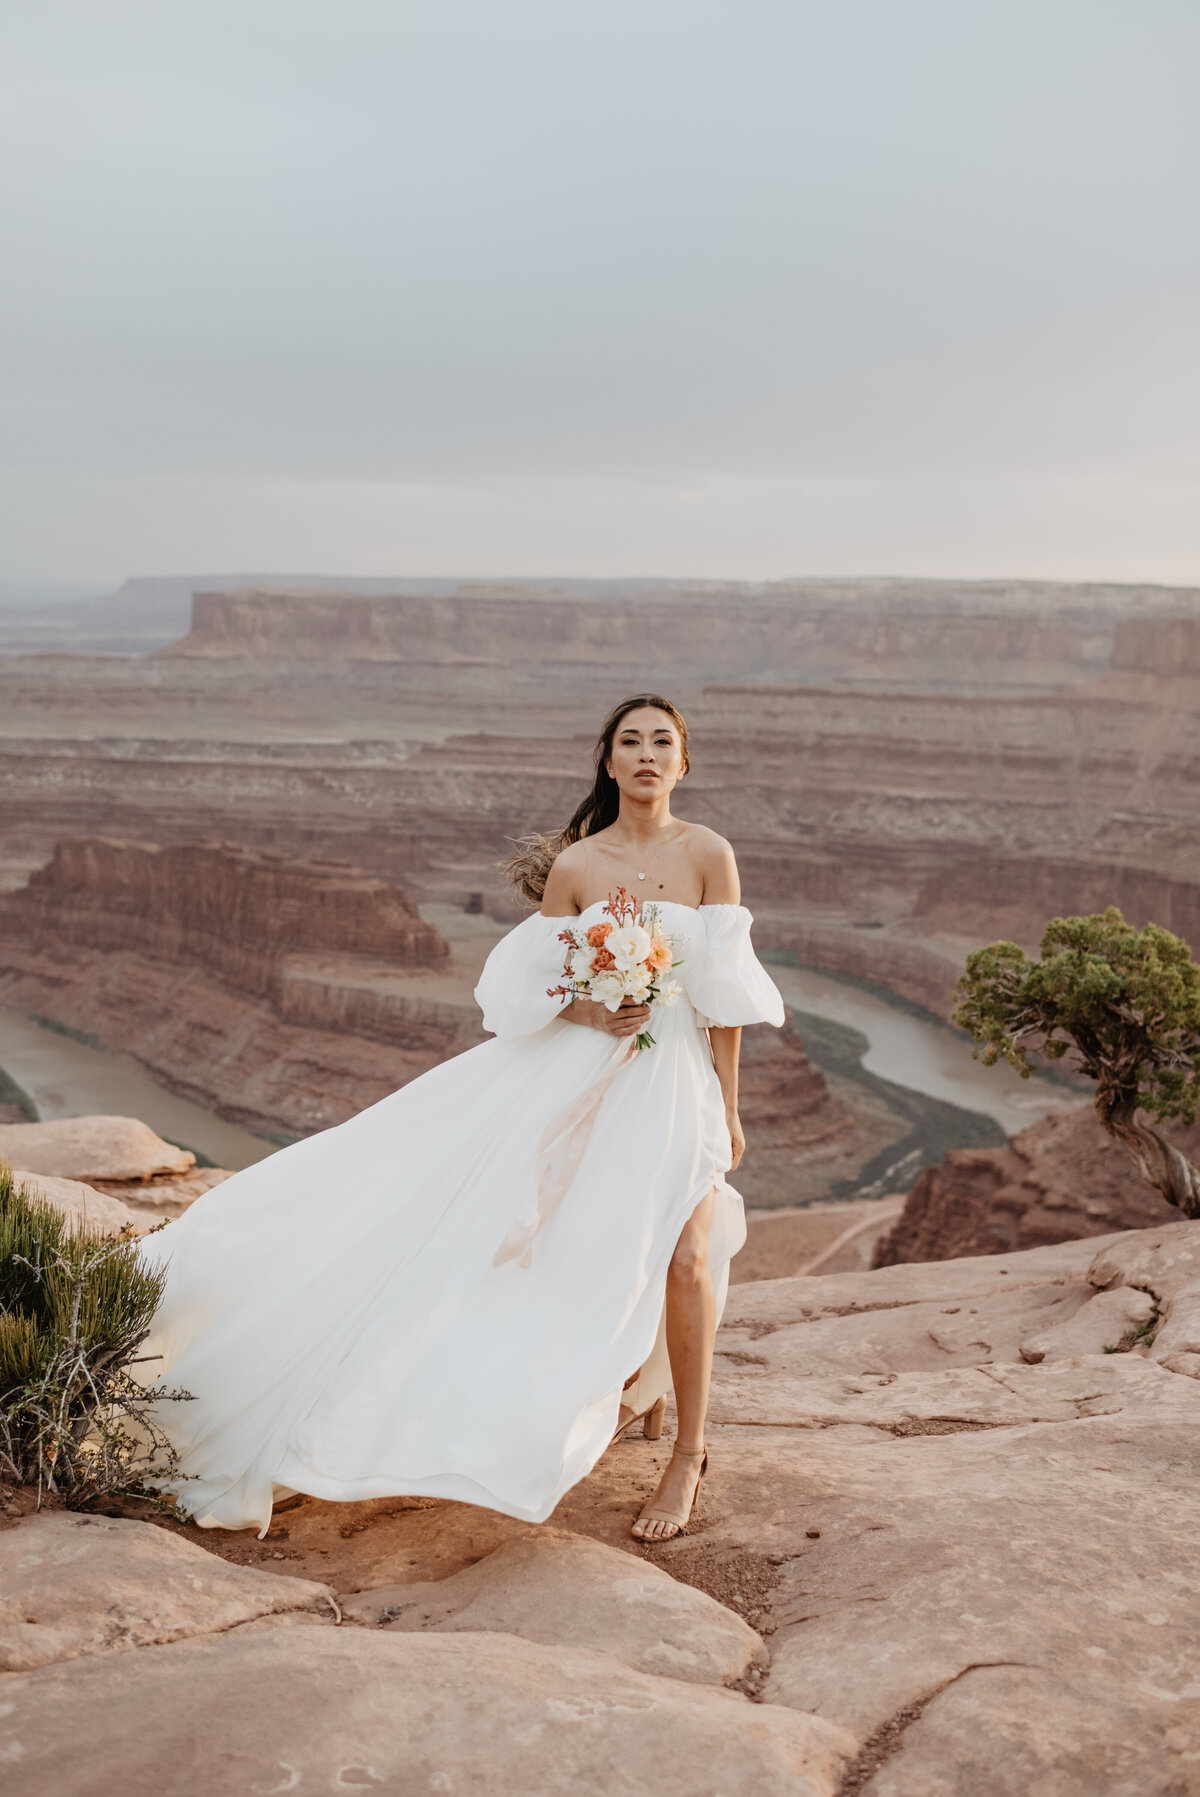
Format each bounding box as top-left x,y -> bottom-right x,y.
635,770 -> 659,780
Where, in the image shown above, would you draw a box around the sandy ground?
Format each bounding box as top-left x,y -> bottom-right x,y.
734,1197 -> 903,1283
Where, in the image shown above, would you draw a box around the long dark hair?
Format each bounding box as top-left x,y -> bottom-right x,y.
502,692 -> 690,903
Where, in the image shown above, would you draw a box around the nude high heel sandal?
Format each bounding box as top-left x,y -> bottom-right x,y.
642,1395 -> 666,1440
631,1444 -> 708,1541
611,1394 -> 667,1444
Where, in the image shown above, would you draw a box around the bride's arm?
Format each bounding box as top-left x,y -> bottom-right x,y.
709,1027 -> 744,1168
702,834 -> 745,1168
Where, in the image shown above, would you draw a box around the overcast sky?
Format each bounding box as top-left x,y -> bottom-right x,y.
3,1 -> 1198,585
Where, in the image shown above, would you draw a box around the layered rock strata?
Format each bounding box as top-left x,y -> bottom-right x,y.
0,944 -> 482,1137
0,841 -> 479,1134
161,580 -> 1174,691
1109,611 -> 1200,677
731,1017 -> 870,1206
1,837 -> 448,994
0,850 -> 851,1200
9,597 -> 1200,1214
6,603 -> 1200,1030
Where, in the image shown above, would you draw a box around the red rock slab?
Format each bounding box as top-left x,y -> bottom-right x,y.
0,1115 -> 193,1183
341,1523 -> 764,1686
0,1628 -> 856,1797
0,1512 -> 331,1672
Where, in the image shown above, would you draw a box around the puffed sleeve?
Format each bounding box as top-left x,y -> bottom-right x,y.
685,905 -> 786,1029
474,912 -> 573,1039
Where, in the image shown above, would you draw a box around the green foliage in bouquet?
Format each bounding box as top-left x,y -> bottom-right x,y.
0,1162 -> 190,1504
954,907 -> 1200,1217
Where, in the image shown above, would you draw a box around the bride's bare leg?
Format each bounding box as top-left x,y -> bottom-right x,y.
632,1189 -> 716,1542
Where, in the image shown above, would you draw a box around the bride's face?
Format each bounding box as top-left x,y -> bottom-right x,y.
605,707 -> 687,800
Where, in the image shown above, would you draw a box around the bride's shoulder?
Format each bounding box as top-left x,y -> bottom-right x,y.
539,840 -> 587,916
682,824 -> 740,905
680,821 -> 732,853
550,836 -> 590,870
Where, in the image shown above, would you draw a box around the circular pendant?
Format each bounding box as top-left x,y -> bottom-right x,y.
637,871 -> 646,880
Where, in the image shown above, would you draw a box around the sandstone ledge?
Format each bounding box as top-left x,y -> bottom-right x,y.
5,1169 -> 141,1236
0,1115 -> 193,1183
3,1222 -> 1198,1794
2,1627 -> 855,1797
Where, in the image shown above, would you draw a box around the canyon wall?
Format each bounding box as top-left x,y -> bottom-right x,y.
8,571 -> 1196,671
5,591 -> 1200,1204
7,604 -> 1200,1031
0,841 -> 473,1135
0,838 -> 449,1000
0,943 -> 482,1136
731,1017 -> 872,1206
909,853 -> 1200,958
161,580 -> 1193,692
1109,613 -> 1200,678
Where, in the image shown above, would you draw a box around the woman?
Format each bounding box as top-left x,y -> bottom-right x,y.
140,693 -> 784,1543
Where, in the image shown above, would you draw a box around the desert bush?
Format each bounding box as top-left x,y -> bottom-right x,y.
0,1161 -> 190,1504
955,907 -> 1200,1216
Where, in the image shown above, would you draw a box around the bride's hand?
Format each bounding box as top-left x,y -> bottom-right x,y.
598,996 -> 652,1038
726,1106 -> 745,1170
567,996 -> 651,1038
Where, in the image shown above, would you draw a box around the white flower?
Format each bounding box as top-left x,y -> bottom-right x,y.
568,947 -> 592,979
589,971 -> 628,1011
650,979 -> 681,1008
607,923 -> 652,972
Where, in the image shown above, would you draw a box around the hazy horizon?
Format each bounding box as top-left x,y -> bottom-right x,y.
3,2 -> 1198,585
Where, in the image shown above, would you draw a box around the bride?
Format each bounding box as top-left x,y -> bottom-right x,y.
140,692 -> 784,1543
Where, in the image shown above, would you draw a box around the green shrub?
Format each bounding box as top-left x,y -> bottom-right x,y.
0,1161 -> 191,1504
955,908 -> 1200,1217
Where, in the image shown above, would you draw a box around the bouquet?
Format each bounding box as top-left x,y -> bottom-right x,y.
548,887 -> 682,1050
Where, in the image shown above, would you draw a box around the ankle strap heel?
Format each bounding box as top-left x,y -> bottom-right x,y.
631,1444 -> 708,1541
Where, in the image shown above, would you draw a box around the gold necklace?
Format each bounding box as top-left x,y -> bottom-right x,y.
612,824 -> 678,885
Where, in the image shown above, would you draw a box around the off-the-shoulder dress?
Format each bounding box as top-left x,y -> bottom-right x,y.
139,901 -> 784,1536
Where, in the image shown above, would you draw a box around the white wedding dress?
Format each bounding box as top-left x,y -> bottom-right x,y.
139,901 -> 785,1536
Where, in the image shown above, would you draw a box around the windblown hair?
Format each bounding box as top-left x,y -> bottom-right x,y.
501,693 -> 690,904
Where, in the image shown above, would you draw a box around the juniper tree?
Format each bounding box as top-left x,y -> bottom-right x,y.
954,907 -> 1200,1218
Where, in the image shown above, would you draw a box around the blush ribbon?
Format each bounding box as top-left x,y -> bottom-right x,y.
493,1038 -> 638,1269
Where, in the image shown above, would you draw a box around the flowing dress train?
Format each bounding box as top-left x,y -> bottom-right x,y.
139,901 -> 785,1535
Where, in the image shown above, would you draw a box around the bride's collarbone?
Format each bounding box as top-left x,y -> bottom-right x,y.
582,831 -> 701,895
571,833 -> 708,910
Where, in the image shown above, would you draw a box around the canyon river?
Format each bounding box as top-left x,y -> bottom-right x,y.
768,963 -> 1080,1136
0,1009 -> 275,1168
0,963 -> 1078,1174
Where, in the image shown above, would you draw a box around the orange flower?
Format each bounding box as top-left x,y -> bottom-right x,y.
586,921 -> 613,947
591,946 -> 617,972
646,935 -> 673,973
